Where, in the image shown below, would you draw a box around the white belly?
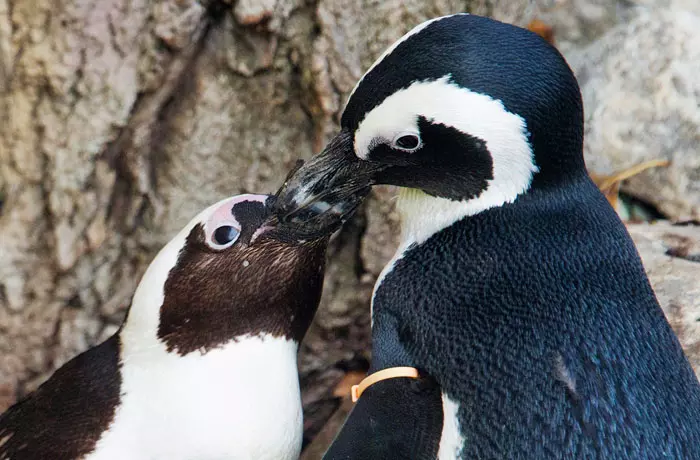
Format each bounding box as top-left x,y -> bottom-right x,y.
438,393 -> 465,460
86,335 -> 302,460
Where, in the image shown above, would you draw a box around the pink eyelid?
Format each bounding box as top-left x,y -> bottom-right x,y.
204,194 -> 271,242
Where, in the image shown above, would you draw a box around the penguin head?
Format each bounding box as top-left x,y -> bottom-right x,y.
274,14 -> 585,240
122,194 -> 328,356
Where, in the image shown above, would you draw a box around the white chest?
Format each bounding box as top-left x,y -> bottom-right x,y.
86,335 -> 302,460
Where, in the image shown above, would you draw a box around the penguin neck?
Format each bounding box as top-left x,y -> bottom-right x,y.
115,227 -> 301,371
114,275 -> 303,458
395,187 -> 508,247
370,187 -> 493,370
114,260 -> 303,449
394,167 -> 590,248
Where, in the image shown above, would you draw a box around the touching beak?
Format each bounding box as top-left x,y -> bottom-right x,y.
270,129 -> 382,239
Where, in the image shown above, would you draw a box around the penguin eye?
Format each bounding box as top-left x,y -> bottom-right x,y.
207,225 -> 240,250
391,132 -> 421,152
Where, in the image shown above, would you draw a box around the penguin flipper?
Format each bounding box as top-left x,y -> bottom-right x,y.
323,373 -> 443,460
0,335 -> 121,460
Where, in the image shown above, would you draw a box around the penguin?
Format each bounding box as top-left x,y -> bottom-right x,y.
0,193 -> 343,460
274,14 -> 700,459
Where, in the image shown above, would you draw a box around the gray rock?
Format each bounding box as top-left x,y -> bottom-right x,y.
537,0 -> 640,51
672,0 -> 700,15
567,7 -> 700,220
628,222 -> 700,373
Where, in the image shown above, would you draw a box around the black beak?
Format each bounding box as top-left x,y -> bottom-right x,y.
269,129 -> 383,239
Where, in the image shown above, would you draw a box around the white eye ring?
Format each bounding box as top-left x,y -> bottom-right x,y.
391,132 -> 422,152
206,223 -> 241,250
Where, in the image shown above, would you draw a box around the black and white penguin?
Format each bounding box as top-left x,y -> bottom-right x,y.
0,193 -> 337,460
275,14 -> 700,459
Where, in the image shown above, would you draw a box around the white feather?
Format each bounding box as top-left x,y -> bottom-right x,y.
86,335 -> 302,460
437,395 -> 466,459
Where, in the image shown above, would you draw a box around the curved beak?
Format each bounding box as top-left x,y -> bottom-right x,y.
269,129 -> 383,239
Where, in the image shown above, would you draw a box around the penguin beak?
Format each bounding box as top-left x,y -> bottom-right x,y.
271,129 -> 381,238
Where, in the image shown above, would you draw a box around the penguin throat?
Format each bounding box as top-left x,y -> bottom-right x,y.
395,187 -> 492,246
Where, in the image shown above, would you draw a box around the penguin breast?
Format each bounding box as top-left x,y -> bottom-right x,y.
85,335 -> 302,460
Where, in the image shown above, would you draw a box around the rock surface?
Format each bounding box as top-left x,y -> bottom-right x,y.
628,222 -> 700,373
568,6 -> 700,220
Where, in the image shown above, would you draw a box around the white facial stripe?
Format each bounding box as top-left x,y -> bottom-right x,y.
356,76 -> 537,246
345,13 -> 469,107
121,220 -> 197,357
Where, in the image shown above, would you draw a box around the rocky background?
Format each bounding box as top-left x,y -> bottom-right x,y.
0,0 -> 698,456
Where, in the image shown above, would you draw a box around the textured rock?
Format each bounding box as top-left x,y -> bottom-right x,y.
568,7 -> 700,220
531,0 -> 640,51
672,0 -> 700,14
629,222 -> 700,373
361,186 -> 401,277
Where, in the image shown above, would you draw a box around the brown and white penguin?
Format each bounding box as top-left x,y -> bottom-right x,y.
0,193 -> 347,460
